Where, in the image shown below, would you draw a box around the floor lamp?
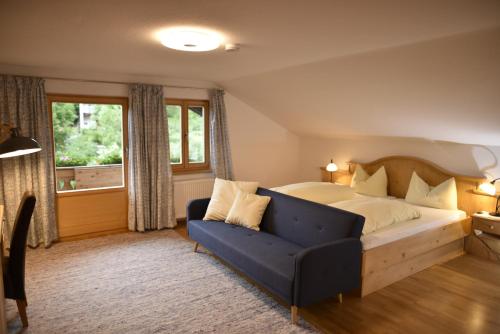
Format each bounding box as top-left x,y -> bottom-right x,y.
0,125 -> 41,159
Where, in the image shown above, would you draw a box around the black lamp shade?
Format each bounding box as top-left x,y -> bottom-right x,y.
0,128 -> 41,159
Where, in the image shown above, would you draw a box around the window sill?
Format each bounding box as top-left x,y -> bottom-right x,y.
56,186 -> 126,198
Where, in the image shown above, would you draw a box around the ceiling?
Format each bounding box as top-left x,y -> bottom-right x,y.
1,0 -> 499,82
1,0 -> 499,145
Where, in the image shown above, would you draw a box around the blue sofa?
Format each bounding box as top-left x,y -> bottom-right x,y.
187,187 -> 365,324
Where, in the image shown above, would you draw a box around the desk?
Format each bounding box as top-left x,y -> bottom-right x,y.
0,205 -> 6,334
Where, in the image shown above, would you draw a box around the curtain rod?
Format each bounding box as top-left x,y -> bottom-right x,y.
42,76 -> 214,90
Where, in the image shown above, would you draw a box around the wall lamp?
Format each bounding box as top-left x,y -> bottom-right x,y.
478,178 -> 500,217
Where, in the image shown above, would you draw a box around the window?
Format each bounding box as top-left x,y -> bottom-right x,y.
166,99 -> 209,173
48,95 -> 128,192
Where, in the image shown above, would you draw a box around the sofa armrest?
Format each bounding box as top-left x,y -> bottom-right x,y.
293,238 -> 362,307
186,198 -> 211,222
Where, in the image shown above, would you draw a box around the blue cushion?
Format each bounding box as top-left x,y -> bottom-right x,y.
188,220 -> 303,304
257,188 -> 364,248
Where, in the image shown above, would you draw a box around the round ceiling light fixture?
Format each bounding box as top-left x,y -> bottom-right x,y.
158,27 -> 223,52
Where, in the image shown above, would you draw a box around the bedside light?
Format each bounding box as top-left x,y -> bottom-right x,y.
479,182 -> 496,196
326,159 -> 338,182
478,178 -> 499,216
326,159 -> 338,172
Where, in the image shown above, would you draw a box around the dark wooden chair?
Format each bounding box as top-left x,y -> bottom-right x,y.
3,191 -> 36,328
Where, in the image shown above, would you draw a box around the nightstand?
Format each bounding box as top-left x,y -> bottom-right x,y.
465,212 -> 500,262
472,212 -> 500,237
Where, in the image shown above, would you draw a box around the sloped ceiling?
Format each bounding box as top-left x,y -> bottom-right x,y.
0,0 -> 499,145
221,27 -> 500,145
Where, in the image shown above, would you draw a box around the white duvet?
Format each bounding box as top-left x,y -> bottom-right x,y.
329,196 -> 422,234
271,182 -> 355,204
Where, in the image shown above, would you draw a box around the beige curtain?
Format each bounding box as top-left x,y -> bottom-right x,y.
0,75 -> 58,247
128,84 -> 176,231
209,89 -> 233,180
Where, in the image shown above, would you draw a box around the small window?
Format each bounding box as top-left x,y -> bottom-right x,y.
166,99 -> 209,173
49,96 -> 127,192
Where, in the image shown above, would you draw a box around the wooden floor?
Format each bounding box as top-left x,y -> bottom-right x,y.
176,223 -> 500,334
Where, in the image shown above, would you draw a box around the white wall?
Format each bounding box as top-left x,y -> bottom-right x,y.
36,79 -> 500,189
225,93 -> 300,187
299,135 -> 500,189
0,64 -> 301,187
3,65 -> 497,190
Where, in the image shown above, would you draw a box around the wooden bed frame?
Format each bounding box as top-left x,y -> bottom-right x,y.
320,156 -> 496,296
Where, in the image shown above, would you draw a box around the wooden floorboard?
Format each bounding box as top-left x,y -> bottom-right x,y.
175,223 -> 500,334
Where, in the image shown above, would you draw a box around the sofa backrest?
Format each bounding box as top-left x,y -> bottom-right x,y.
257,188 -> 364,248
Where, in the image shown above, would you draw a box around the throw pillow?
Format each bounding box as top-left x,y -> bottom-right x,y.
203,178 -> 259,221
225,190 -> 271,231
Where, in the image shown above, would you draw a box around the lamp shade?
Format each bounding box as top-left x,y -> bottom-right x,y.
0,128 -> 41,159
326,159 -> 338,172
479,182 -> 496,196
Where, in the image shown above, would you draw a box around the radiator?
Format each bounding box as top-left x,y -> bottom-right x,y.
174,178 -> 215,219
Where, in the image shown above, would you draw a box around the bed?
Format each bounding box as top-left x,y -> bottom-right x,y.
306,156 -> 497,296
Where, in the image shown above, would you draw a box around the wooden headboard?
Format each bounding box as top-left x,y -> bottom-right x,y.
320,155 -> 496,216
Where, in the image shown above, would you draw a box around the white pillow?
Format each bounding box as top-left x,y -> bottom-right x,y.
203,178 -> 259,221
225,191 -> 271,231
270,182 -> 355,204
350,165 -> 388,197
405,172 -> 458,210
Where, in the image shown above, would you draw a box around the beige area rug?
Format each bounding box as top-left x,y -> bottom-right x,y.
6,230 -> 316,333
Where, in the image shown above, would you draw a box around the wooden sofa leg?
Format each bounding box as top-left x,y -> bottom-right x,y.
337,293 -> 343,303
16,299 -> 28,327
291,305 -> 298,325
193,242 -> 199,253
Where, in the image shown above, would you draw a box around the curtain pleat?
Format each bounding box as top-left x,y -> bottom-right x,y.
128,84 -> 176,231
0,75 -> 58,247
210,89 -> 234,180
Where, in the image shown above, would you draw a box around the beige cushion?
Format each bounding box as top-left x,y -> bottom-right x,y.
203,178 -> 259,221
350,165 -> 388,197
270,182 -> 355,204
225,191 -> 271,231
405,172 -> 458,210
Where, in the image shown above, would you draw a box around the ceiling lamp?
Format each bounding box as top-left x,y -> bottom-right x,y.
159,27 -> 223,52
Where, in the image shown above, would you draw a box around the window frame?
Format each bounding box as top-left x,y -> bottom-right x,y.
166,98 -> 210,174
47,94 -> 129,196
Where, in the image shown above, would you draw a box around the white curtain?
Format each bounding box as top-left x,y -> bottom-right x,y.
210,89 -> 234,180
0,75 -> 58,247
128,84 -> 176,231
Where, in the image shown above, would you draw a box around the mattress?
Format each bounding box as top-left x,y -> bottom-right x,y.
360,202 -> 466,250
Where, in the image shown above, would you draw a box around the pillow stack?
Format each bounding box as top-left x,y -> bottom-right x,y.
348,164 -> 458,210
350,165 -> 388,197
204,178 -> 271,231
405,171 -> 458,210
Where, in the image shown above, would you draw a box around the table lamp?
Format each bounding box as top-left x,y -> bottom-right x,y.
0,125 -> 41,159
326,159 -> 338,182
478,178 -> 499,216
